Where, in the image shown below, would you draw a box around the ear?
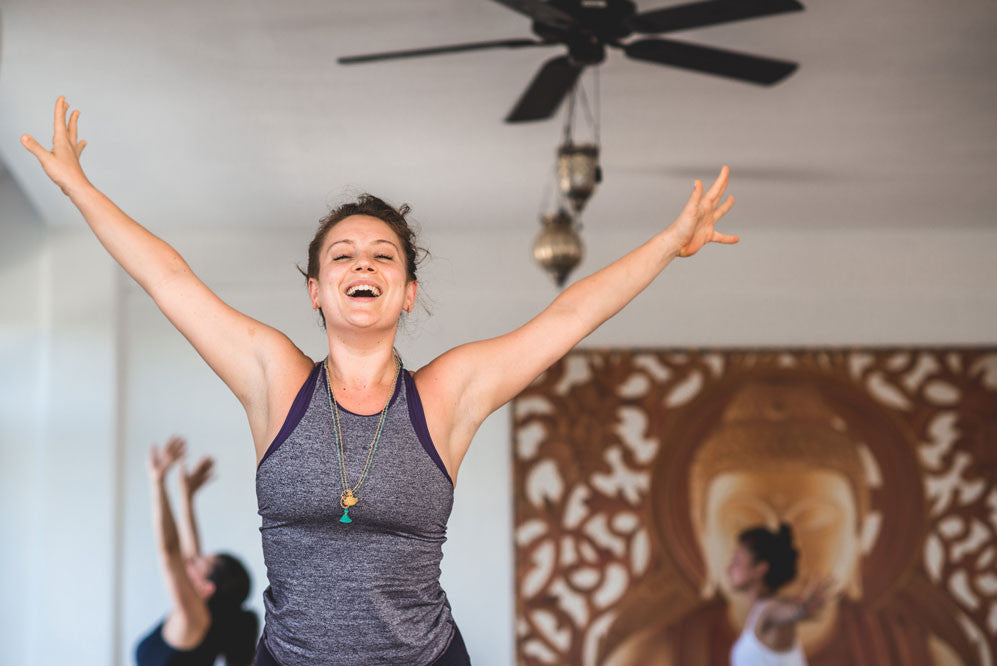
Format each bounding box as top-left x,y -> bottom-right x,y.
844,563 -> 863,600
403,280 -> 418,313
754,560 -> 770,581
199,578 -> 217,600
307,277 -> 320,310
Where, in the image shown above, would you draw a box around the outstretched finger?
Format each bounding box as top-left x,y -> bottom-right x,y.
704,165 -> 730,204
20,134 -> 50,161
681,180 -> 703,216
53,96 -> 68,139
715,195 -> 735,219
712,232 -> 740,245
69,109 -> 79,145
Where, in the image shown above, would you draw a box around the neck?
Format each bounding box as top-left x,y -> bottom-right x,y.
727,582 -> 768,627
325,333 -> 398,392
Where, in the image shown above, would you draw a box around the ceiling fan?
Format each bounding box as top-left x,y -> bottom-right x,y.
337,0 -> 804,123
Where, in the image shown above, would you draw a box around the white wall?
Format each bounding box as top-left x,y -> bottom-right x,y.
3,195 -> 997,665
1,170 -> 121,664
0,169 -> 48,666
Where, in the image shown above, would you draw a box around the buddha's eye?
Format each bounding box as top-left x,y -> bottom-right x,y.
722,506 -> 768,534
788,502 -> 839,531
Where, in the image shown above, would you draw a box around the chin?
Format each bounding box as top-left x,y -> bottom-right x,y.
339,312 -> 394,330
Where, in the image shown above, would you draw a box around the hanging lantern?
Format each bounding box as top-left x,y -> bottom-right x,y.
533,208 -> 583,287
557,142 -> 601,213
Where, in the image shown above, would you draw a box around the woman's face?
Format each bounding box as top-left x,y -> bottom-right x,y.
698,465 -> 859,601
727,543 -> 766,592
185,554 -> 220,599
308,215 -> 417,332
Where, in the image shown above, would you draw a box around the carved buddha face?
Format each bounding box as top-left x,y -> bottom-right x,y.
707,465 -> 860,600
689,381 -> 868,603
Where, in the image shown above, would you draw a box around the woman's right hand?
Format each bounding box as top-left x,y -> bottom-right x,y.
21,96 -> 91,196
147,436 -> 188,483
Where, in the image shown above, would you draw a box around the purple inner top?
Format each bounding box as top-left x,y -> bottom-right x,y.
258,362 -> 453,486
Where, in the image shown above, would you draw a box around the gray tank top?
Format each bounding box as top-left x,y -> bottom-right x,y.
256,361 -> 456,665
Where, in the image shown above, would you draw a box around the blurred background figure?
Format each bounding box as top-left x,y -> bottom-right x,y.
136,436 -> 257,666
601,374 -> 974,665
728,524 -> 828,666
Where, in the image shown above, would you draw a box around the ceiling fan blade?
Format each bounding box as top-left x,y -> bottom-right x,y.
505,55 -> 584,123
624,38 -> 797,85
627,0 -> 803,34
490,0 -> 577,31
338,38 -> 548,64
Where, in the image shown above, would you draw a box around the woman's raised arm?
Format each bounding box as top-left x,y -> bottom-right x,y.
759,578 -> 834,631
176,455 -> 214,560
418,167 -> 737,473
145,437 -> 211,649
22,98 -> 310,448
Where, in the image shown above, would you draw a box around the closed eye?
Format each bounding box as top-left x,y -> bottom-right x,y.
334,255 -> 351,260
376,254 -> 393,260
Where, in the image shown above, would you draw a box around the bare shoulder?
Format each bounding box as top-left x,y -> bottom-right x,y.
161,607 -> 210,651
411,344 -> 477,406
411,352 -> 480,481
411,358 -> 458,434
249,330 -> 316,457
258,328 -> 314,387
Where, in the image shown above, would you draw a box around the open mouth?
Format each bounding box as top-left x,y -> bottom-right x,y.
346,284 -> 382,299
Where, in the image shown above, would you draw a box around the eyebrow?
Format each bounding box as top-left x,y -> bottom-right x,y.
327,239 -> 400,252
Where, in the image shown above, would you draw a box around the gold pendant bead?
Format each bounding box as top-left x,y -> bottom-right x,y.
342,490 -> 359,507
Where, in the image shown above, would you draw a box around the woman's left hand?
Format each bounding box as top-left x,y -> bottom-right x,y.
668,165 -> 739,258
179,456 -> 215,497
796,577 -> 835,619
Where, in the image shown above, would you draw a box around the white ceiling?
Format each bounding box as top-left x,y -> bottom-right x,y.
1,0 -> 995,235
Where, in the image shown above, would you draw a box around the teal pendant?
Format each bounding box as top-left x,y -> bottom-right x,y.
340,509 -> 352,524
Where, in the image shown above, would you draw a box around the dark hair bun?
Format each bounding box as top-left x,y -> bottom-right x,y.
738,524 -> 800,592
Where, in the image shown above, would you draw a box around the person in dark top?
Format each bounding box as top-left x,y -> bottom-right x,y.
24,98 -> 737,665
137,435 -> 258,665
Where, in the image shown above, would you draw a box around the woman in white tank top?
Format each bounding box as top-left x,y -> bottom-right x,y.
728,524 -> 831,666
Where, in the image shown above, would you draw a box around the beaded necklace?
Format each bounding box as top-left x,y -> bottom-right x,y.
323,352 -> 401,524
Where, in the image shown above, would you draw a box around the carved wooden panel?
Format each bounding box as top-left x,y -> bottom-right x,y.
512,349 -> 997,665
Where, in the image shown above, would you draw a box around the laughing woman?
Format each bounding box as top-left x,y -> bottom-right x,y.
22,97 -> 737,666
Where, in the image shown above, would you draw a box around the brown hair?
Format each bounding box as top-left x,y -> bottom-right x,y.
738,523 -> 800,592
300,194 -> 426,326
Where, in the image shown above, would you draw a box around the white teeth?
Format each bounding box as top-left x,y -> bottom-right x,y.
347,284 -> 381,297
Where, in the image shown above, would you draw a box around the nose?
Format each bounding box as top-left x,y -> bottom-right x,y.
353,257 -> 375,272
